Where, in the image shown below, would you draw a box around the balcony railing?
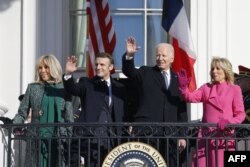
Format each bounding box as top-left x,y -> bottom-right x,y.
1,123 -> 250,167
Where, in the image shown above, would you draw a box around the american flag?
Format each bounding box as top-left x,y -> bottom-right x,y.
162,0 -> 196,91
86,0 -> 116,78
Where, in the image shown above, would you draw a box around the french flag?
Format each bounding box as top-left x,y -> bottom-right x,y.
162,0 -> 196,91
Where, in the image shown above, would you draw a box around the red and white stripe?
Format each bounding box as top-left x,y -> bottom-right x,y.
169,7 -> 196,59
86,0 -> 116,77
169,6 -> 197,91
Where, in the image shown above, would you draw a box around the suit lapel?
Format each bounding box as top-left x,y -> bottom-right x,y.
110,78 -> 119,104
168,70 -> 178,90
152,67 -> 177,90
110,79 -> 119,119
152,66 -> 166,88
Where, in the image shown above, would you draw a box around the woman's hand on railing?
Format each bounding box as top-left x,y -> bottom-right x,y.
217,118 -> 229,130
13,128 -> 26,136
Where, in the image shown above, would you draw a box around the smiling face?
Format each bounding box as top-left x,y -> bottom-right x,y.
210,65 -> 226,83
35,55 -> 62,83
95,57 -> 113,80
155,43 -> 174,71
38,63 -> 52,81
209,57 -> 234,84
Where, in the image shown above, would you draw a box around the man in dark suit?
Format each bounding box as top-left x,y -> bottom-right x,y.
122,37 -> 187,167
63,53 -> 127,167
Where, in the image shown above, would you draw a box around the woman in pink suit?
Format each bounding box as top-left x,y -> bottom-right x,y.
177,57 -> 245,167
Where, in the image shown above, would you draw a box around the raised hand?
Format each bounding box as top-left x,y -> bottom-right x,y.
65,56 -> 78,74
177,69 -> 190,89
126,36 -> 140,57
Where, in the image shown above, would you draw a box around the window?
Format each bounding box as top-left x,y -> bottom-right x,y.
69,0 -> 87,68
69,0 -> 167,71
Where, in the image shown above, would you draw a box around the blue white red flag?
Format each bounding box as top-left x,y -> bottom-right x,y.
162,0 -> 196,91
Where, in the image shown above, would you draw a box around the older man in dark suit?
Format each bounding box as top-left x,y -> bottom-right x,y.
63,52 -> 128,167
122,37 -> 187,167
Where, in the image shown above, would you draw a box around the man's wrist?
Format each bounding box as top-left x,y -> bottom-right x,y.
125,54 -> 134,60
64,74 -> 72,80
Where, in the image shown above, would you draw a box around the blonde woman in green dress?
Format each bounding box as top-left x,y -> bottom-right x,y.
13,54 -> 74,167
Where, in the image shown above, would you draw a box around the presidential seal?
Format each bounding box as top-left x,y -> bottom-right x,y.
102,142 -> 167,167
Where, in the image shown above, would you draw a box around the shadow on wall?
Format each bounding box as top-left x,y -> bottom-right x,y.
0,0 -> 17,12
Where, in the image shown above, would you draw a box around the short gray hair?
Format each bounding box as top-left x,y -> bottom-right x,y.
155,43 -> 174,58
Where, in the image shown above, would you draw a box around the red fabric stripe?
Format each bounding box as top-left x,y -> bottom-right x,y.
109,33 -> 116,54
87,53 -> 94,78
89,18 -> 99,54
86,0 -> 90,14
87,0 -> 116,78
172,38 -> 196,91
95,1 -> 109,50
86,0 -> 94,78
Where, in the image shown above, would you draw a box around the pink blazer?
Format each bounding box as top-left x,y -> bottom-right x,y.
180,82 -> 245,124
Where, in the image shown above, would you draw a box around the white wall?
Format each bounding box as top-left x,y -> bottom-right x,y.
227,0 -> 250,68
0,1 -> 22,166
0,0 -> 22,119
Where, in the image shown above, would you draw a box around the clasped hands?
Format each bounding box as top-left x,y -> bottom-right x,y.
13,128 -> 27,136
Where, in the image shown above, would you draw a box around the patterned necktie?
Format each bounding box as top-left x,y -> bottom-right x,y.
162,71 -> 168,89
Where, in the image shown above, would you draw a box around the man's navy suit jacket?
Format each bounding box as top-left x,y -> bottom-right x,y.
122,54 -> 187,123
63,76 -> 127,123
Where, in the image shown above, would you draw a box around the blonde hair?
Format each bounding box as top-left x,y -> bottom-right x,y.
210,57 -> 234,84
35,54 -> 62,83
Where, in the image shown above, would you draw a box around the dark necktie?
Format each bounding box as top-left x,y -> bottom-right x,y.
162,71 -> 169,89
104,81 -> 111,106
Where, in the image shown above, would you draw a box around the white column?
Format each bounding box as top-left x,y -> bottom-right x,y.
21,0 -> 38,92
0,0 -> 22,118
